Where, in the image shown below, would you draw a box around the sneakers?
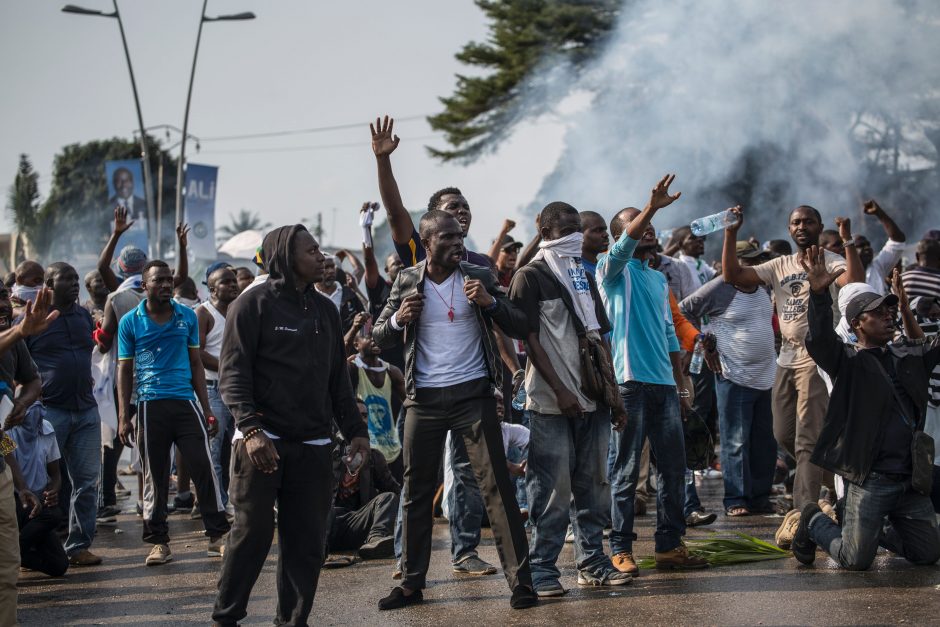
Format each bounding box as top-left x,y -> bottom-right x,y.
510,585 -> 538,609
704,468 -> 723,480
685,510 -> 717,528
534,580 -> 567,597
453,555 -> 497,575
96,504 -> 121,523
208,535 -> 226,558
577,567 -> 633,586
655,543 -> 709,569
378,587 -> 423,611
68,549 -> 102,566
792,503 -> 821,565
775,509 -> 801,550
611,552 -> 640,576
146,543 -> 172,566
359,536 -> 394,560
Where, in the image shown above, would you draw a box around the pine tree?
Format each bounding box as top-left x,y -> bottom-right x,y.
428,0 -> 620,162
6,154 -> 52,262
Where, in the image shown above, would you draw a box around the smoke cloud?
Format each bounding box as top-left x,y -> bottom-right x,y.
524,0 -> 940,246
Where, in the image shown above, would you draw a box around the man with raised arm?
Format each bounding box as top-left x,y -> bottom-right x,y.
596,175 -> 706,575
721,204 -> 864,547
855,200 -> 906,295
791,247 -> 940,570
370,115 -> 492,268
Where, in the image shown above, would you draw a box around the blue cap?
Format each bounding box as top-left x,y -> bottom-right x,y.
204,261 -> 232,286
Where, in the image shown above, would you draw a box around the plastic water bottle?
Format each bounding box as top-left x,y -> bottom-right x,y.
689,209 -> 739,237
511,385 -> 527,411
689,337 -> 704,375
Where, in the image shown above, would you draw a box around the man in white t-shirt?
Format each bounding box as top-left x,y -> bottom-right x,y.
721,204 -> 864,547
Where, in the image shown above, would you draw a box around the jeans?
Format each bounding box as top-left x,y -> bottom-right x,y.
527,408 -> 612,585
684,471 -> 702,517
609,382 -> 686,554
328,492 -> 399,552
448,435 -> 485,563
808,472 -> 940,570
207,383 -> 236,507
716,377 -> 777,510
98,434 -> 123,508
507,411 -> 530,512
44,405 -> 101,555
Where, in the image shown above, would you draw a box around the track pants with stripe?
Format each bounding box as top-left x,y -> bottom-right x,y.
137,399 -> 230,544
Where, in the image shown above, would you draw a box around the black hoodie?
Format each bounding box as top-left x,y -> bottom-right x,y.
219,225 -> 367,443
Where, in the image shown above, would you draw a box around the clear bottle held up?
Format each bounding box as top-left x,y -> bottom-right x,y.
690,209 -> 740,237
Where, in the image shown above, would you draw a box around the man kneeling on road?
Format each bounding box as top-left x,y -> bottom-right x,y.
792,247 -> 940,570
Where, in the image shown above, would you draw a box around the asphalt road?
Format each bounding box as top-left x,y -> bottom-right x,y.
17,479 -> 940,626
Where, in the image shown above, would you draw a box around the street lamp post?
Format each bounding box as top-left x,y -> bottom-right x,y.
63,1 -> 158,256
174,2 -> 255,259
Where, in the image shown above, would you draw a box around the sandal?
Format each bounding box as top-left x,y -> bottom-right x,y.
725,506 -> 751,517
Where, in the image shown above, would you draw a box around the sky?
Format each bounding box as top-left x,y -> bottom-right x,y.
0,1 -> 566,253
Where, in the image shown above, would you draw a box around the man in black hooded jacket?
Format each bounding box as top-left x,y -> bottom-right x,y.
212,225 -> 370,626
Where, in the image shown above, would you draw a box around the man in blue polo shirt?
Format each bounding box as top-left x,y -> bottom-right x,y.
117,260 -> 229,566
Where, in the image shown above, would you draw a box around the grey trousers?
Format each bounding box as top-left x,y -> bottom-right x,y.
401,377 -> 532,591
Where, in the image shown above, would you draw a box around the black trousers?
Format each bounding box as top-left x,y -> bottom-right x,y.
401,377 -> 531,591
328,492 -> 398,552
137,399 -> 229,544
213,439 -> 332,627
15,496 -> 68,577
100,434 -> 124,507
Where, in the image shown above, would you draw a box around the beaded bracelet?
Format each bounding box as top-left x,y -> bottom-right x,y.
243,428 -> 264,441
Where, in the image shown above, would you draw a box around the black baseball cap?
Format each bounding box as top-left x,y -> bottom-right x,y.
844,292 -> 898,322
497,235 -> 522,253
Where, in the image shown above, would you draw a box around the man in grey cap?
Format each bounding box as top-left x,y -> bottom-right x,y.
792,245 -> 940,571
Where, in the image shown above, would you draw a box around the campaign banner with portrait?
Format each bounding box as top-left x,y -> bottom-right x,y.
104,159 -> 149,253
183,163 -> 218,259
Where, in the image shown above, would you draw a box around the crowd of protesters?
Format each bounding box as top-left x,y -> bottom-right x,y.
0,114 -> 939,626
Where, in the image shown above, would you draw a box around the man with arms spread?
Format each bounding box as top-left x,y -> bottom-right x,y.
117,261 -> 230,566
213,226 -> 369,626
510,202 -> 629,597
597,175 -> 706,574
721,205 -> 864,546
372,211 -> 536,611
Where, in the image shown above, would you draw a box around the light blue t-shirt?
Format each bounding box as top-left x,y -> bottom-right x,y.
596,234 -> 680,386
118,299 -> 199,402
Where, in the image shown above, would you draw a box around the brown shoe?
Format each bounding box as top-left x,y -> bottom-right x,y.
654,544 -> 708,569
775,509 -> 801,550
611,552 -> 639,576
68,549 -> 103,566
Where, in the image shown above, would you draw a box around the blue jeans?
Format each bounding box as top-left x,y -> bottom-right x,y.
507,411 -> 530,512
684,471 -> 702,517
207,383 -> 235,507
715,377 -> 776,510
44,405 -> 101,555
809,472 -> 940,570
609,382 -> 686,554
527,408 -> 612,584
448,434 -> 485,563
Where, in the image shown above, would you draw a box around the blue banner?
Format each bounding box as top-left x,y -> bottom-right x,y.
104,159 -> 149,253
183,163 -> 218,260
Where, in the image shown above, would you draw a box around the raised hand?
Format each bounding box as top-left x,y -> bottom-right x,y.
113,205 -> 135,234
648,174 -> 682,211
370,115 -> 400,158
835,217 -> 852,242
19,288 -> 59,337
501,219 -> 516,233
863,199 -> 883,216
726,205 -> 744,234
891,268 -> 910,312
799,245 -> 846,294
177,222 -> 190,248
351,311 -> 371,332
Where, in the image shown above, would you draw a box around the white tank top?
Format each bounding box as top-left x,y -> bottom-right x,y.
198,301 -> 226,381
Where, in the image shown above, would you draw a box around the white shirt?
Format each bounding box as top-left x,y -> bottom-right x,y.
315,282 -> 343,311
197,301 -> 226,381
679,253 -> 716,288
393,273 -> 488,388
866,239 -> 906,295
232,428 -> 330,446
239,274 -> 269,296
